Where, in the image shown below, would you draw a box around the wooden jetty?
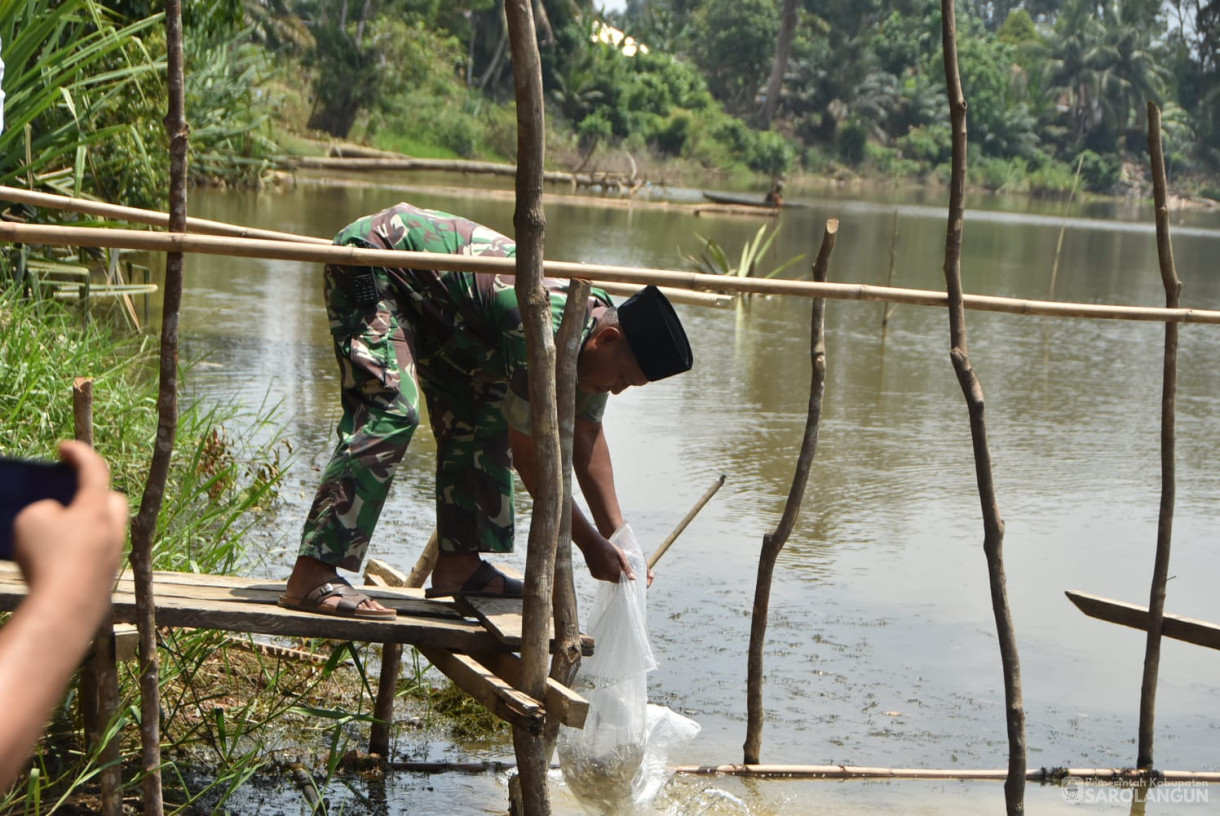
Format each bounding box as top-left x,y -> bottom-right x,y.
0,563 -> 591,734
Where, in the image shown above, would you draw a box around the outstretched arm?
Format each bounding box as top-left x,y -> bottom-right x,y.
0,441 -> 127,789
510,422 -> 638,583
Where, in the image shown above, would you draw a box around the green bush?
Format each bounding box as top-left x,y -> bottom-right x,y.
1077,150 -> 1120,193
836,120 -> 870,166
653,111 -> 693,156
897,124 -> 952,167
745,130 -> 794,176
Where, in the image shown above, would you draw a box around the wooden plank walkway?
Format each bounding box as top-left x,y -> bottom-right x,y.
0,564 -> 504,654
0,563 -> 590,733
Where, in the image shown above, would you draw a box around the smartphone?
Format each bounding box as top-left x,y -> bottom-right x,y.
0,456 -> 77,561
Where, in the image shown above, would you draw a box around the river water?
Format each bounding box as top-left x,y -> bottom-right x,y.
170,175 -> 1220,815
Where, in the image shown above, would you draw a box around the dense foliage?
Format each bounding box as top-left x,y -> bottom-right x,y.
7,0 -> 1220,198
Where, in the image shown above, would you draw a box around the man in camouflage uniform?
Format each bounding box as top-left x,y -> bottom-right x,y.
279,203 -> 693,619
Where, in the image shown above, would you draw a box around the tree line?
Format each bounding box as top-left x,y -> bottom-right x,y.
3,0 -> 1219,204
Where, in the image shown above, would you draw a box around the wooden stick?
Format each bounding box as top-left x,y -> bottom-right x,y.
1138,102 -> 1184,771
403,530 -> 440,589
647,474 -> 726,570
744,220 -> 837,765
73,379 -> 124,816
505,2 -> 555,813
130,8 -> 190,812
4,221 -> 1219,325
881,208 -> 899,329
940,6 -> 1025,814
544,278 -> 591,762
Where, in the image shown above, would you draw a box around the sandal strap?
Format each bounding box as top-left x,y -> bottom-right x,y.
303,580 -> 373,610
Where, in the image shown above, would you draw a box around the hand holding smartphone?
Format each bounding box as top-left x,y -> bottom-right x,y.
0,457 -> 78,561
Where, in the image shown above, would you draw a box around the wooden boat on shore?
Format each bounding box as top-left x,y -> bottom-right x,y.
701,190 -> 779,208
700,190 -> 808,209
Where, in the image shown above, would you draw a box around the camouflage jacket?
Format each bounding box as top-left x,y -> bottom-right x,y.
334,203 -> 611,431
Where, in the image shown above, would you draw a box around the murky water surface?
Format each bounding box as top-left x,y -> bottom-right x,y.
167,177 -> 1220,814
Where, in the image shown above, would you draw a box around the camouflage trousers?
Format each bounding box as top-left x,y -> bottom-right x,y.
298,264 -> 516,572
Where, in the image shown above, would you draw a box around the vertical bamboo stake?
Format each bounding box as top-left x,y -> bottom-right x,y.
1137,101 -> 1181,770
129,2 -> 189,812
74,378 -> 123,816
939,3 -> 1025,813
544,277 -> 591,763
743,219 -> 837,765
505,1 -> 556,813
881,209 -> 899,331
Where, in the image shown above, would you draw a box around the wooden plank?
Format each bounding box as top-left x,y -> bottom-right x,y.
1065,590 -> 1220,650
469,650 -> 589,730
453,596 -> 594,655
100,593 -> 508,653
417,646 -> 544,734
454,596 -> 526,647
107,576 -> 457,621
365,558 -> 410,588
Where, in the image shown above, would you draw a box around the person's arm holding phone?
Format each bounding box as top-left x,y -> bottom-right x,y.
0,441 -> 127,790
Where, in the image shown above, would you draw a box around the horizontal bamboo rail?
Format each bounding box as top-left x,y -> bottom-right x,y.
671,765 -> 1220,783
0,185 -> 328,245
3,221 -> 1220,325
0,188 -> 728,308
375,759 -> 1220,783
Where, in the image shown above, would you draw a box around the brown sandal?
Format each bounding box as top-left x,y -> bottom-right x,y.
278,579 -> 397,621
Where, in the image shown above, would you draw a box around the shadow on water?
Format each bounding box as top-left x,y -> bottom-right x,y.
163,181 -> 1219,814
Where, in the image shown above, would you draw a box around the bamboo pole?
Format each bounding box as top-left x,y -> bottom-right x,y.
1137,102 -> 1183,771
940,4 -> 1025,813
0,185 -> 331,245
744,219 -> 837,765
3,221 -> 1219,326
647,473 -> 726,570
129,4 -> 190,811
881,209 -> 899,330
670,765 -> 1220,783
376,760 -> 1220,784
505,2 -> 556,814
0,187 -> 726,307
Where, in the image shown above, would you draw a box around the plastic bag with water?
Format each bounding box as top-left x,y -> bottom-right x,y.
558,524 -> 700,814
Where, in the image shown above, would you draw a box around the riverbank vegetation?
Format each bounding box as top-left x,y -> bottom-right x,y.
0,287 -> 511,811
4,1 -> 1218,207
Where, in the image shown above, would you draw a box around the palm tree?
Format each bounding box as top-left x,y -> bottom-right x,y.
1040,0 -> 1107,150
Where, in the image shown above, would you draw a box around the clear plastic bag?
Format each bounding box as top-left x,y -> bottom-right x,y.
558,524 -> 700,814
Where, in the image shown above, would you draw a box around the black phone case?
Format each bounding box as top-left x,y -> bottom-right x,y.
0,458 -> 77,560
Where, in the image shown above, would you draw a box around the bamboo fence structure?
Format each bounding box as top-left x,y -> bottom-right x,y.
3,221 -> 1220,326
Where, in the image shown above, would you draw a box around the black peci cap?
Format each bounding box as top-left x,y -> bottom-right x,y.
617,285 -> 693,382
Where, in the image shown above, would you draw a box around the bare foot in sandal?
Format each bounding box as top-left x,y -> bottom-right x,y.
281,556 -> 395,620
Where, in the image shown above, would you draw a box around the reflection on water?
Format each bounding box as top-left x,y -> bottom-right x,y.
166,180 -> 1219,813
